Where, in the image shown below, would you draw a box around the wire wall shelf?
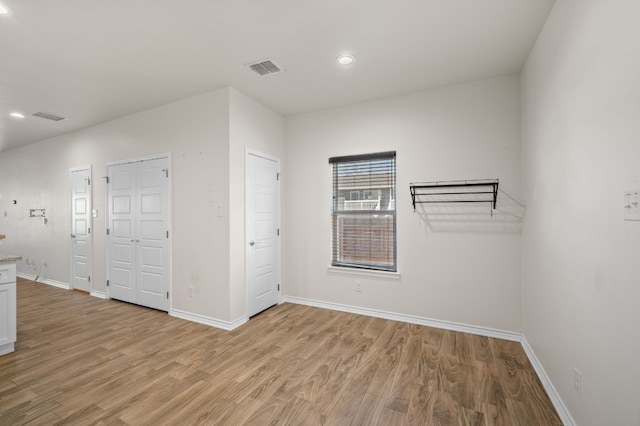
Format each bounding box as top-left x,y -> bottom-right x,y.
409,179 -> 499,215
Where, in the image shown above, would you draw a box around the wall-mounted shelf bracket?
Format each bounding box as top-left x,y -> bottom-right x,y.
410,179 -> 499,214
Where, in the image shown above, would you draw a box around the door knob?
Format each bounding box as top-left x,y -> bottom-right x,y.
71,234 -> 76,238
249,240 -> 260,246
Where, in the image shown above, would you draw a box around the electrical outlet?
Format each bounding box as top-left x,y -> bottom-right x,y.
573,368 -> 582,397
355,280 -> 363,293
188,286 -> 195,297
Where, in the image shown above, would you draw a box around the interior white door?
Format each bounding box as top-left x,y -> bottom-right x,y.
246,152 -> 280,317
108,163 -> 137,304
70,167 -> 92,292
107,157 -> 170,311
135,158 -> 170,311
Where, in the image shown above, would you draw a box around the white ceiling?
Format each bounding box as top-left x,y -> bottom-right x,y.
0,0 -> 555,152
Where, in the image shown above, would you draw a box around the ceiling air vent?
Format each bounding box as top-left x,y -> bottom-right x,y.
248,59 -> 283,76
32,111 -> 66,121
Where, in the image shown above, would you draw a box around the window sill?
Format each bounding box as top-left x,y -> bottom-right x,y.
327,266 -> 401,281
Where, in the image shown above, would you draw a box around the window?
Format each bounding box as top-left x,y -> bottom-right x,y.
362,189 -> 379,200
329,151 -> 396,272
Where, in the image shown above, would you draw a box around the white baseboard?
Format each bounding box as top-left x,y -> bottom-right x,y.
281,295 -> 521,342
90,290 -> 107,299
0,342 -> 14,356
521,337 -> 575,426
18,272 -> 107,300
18,272 -> 70,290
170,308 -> 248,331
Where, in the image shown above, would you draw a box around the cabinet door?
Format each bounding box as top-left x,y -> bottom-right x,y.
0,267 -> 16,352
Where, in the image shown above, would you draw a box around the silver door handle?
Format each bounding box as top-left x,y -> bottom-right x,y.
249,241 -> 260,246
71,234 -> 76,238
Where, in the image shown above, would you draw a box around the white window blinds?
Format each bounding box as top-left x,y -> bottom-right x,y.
329,151 -> 397,272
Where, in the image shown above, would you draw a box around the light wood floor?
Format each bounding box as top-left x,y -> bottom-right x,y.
0,278 -> 562,425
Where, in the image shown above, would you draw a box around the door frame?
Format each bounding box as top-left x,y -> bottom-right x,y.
69,165 -> 93,292
105,153 -> 173,311
245,149 -> 281,317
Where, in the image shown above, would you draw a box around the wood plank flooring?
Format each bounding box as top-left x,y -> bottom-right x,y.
0,278 -> 562,425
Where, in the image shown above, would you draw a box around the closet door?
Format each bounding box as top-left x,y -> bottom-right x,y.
107,157 -> 170,311
135,158 -> 169,311
108,163 -> 137,304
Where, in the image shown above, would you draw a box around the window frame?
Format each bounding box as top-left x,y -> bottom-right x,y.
329,151 -> 397,272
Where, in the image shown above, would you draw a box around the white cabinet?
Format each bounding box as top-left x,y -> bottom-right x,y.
0,262 -> 17,356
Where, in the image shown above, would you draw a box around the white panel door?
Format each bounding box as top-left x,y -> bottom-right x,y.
107,157 -> 170,311
108,163 -> 137,304
135,158 -> 169,311
246,152 -> 280,317
70,167 -> 92,292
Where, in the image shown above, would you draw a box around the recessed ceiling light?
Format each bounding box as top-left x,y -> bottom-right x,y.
337,54 -> 355,65
0,4 -> 8,14
9,112 -> 25,119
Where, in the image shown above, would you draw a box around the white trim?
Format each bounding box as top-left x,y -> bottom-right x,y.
281,295 -> 521,341
170,308 -> 248,331
167,153 -> 173,313
521,337 -> 575,426
0,343 -> 14,356
69,166 -> 89,172
327,266 -> 401,281
245,148 -> 280,163
90,290 -> 107,299
18,272 -> 71,290
106,152 -> 170,167
103,170 -> 110,300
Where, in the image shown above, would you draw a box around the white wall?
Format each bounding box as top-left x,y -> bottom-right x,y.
284,75 -> 523,332
521,1 -> 640,424
0,86 -> 286,325
0,88 -> 234,321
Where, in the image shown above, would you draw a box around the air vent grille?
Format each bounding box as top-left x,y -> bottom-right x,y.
248,59 -> 283,76
32,111 -> 66,121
